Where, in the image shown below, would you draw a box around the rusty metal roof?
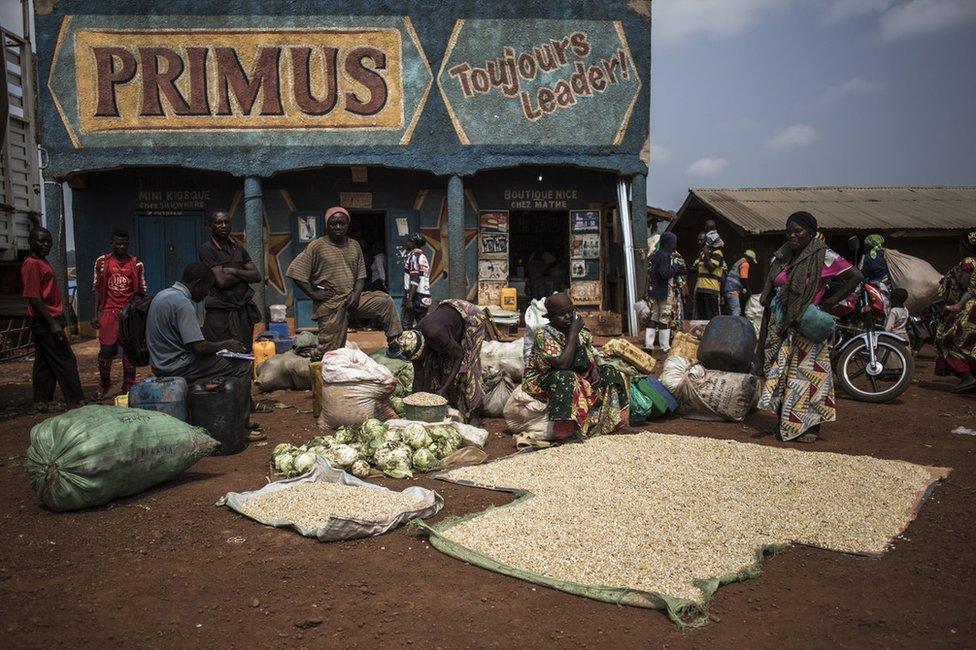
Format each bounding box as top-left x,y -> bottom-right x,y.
682,187 -> 976,234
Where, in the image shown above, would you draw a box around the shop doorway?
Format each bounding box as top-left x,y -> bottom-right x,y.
509,210 -> 570,300
347,211 -> 387,291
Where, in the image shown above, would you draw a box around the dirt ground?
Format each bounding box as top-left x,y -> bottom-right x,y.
1,334 -> 974,648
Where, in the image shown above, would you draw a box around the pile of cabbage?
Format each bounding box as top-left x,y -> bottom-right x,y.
270,418 -> 462,480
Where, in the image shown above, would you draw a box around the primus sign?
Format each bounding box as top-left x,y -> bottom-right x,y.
48,16 -> 432,147
437,19 -> 641,146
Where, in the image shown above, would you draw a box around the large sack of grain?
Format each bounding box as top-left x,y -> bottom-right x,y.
659,354 -> 692,393
503,385 -> 554,446
318,348 -> 397,430
481,339 -> 525,382
482,368 -> 516,418
885,248 -> 943,313
27,405 -> 217,512
671,363 -> 759,422
255,351 -> 312,392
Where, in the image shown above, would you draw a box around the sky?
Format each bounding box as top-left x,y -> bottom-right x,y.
648,0 -> 976,211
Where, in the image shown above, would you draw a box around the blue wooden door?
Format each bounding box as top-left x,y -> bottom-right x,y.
290,211 -> 324,329
137,213 -> 204,295
386,210 -> 420,302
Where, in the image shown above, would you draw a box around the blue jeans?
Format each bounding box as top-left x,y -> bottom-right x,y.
725,291 -> 741,316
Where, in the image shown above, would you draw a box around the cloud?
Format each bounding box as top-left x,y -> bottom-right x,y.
880,0 -> 976,41
767,124 -> 819,149
823,0 -> 895,23
817,77 -> 883,105
651,143 -> 672,164
687,157 -> 729,176
653,0 -> 790,47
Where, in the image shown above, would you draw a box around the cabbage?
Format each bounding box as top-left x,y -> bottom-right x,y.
401,423 -> 432,450
383,428 -> 402,444
293,452 -> 316,474
374,441 -> 413,479
324,444 -> 359,468
428,425 -> 461,458
306,436 -> 329,448
321,435 -> 337,448
272,443 -> 295,458
411,447 -> 439,472
361,418 -> 386,438
350,459 -> 371,479
390,396 -> 405,415
334,426 -> 358,445
273,453 -> 294,475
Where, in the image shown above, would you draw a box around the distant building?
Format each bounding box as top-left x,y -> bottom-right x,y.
670,186 -> 976,284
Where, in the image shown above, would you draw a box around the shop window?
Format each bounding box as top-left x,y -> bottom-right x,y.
508,210 -> 570,300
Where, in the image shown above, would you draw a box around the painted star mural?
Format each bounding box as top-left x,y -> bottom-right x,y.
421,196 -> 478,283
229,191 -> 292,295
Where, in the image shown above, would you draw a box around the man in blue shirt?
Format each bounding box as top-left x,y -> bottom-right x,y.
147,262 -> 263,440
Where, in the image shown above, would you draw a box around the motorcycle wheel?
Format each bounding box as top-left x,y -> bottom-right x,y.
836,338 -> 914,403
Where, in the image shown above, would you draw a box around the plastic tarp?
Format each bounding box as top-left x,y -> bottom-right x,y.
218,457 -> 442,542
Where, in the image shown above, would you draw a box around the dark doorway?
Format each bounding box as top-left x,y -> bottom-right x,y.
348,211 -> 387,292
509,210 -> 570,300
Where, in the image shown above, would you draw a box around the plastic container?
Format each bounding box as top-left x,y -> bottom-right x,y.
269,304 -> 287,322
114,394 -> 129,407
187,378 -> 248,455
697,315 -> 757,373
403,394 -> 449,423
257,329 -> 293,354
253,339 -> 277,377
500,287 -> 517,311
128,377 -> 188,422
268,321 -> 290,338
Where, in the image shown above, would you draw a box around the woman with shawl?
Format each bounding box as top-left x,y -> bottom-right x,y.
523,293 -> 629,440
934,231 -> 976,392
644,232 -> 683,352
757,212 -> 862,443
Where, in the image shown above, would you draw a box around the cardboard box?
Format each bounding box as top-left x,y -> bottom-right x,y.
581,310 -> 622,337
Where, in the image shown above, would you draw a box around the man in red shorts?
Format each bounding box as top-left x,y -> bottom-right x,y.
91,230 -> 147,399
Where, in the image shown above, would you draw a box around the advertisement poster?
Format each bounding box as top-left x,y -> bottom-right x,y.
479,232 -> 509,259
479,210 -> 509,233
571,233 -> 600,259
570,209 -> 600,233
570,281 -> 601,305
478,259 -> 508,281
297,215 -> 317,242
478,281 -> 504,306
570,259 -> 600,280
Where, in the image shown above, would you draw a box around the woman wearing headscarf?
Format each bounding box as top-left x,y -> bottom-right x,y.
860,233 -> 892,312
644,232 -> 683,352
395,299 -> 487,422
934,231 -> 976,391
757,211 -> 862,443
522,292 -> 629,440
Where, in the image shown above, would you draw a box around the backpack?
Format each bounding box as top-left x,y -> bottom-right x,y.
119,296 -> 152,367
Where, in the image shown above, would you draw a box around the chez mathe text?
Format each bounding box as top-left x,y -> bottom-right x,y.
446,31 -> 632,121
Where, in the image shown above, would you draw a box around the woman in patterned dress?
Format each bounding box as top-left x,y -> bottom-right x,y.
396,299 -> 487,423
934,231 -> 976,392
522,292 -> 629,440
757,212 -> 862,443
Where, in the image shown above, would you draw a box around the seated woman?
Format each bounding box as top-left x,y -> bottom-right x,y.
396,299 -> 487,423
522,292 -> 629,440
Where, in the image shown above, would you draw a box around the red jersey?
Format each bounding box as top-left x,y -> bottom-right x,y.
21,256 -> 63,318
93,253 -> 146,311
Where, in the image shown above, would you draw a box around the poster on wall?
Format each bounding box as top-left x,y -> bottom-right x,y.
570,281 -> 601,305
570,259 -> 600,280
479,260 -> 509,281
479,210 -> 509,233
478,281 -> 505,306
570,209 -> 600,233
571,234 -> 601,259
479,232 -> 509,259
297,215 -> 317,242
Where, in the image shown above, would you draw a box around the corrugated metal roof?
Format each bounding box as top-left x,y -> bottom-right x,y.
683,187 -> 976,234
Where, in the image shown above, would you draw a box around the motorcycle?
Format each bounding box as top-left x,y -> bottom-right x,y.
827,237 -> 914,403
908,300 -> 942,353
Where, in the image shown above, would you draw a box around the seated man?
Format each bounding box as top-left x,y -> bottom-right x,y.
146,262 -> 263,440
286,206 -> 402,353
522,292 -> 629,440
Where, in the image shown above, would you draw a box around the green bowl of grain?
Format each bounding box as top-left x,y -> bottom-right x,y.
403,392 -> 449,423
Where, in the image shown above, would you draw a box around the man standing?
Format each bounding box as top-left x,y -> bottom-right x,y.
21,227 -> 85,410
693,230 -> 726,320
198,210 -> 262,349
91,230 -> 147,399
286,206 -> 402,353
724,249 -> 756,317
402,233 -> 431,329
147,262 -> 263,440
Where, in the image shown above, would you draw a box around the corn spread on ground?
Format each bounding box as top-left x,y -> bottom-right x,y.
240,482 -> 424,527
442,432 -> 943,604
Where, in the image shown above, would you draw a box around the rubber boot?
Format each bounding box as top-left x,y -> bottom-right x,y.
644,328 -> 656,350
659,329 -> 671,353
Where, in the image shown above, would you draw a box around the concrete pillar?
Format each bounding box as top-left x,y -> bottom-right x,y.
630,173 -> 648,297
243,175 -> 265,322
447,175 -> 466,299
44,181 -> 71,324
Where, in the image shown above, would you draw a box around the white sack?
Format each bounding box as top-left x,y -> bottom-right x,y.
318,348 -> 397,429
884,248 -> 943,313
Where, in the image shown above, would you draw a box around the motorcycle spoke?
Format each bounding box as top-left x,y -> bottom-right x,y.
868,374 -> 879,393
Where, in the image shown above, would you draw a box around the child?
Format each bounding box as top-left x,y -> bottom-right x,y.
885,288 -> 910,341
402,233 -> 431,330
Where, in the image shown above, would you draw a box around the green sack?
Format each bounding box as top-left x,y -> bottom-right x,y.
27,405 -> 218,512
629,384 -> 655,425
635,378 -> 670,418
